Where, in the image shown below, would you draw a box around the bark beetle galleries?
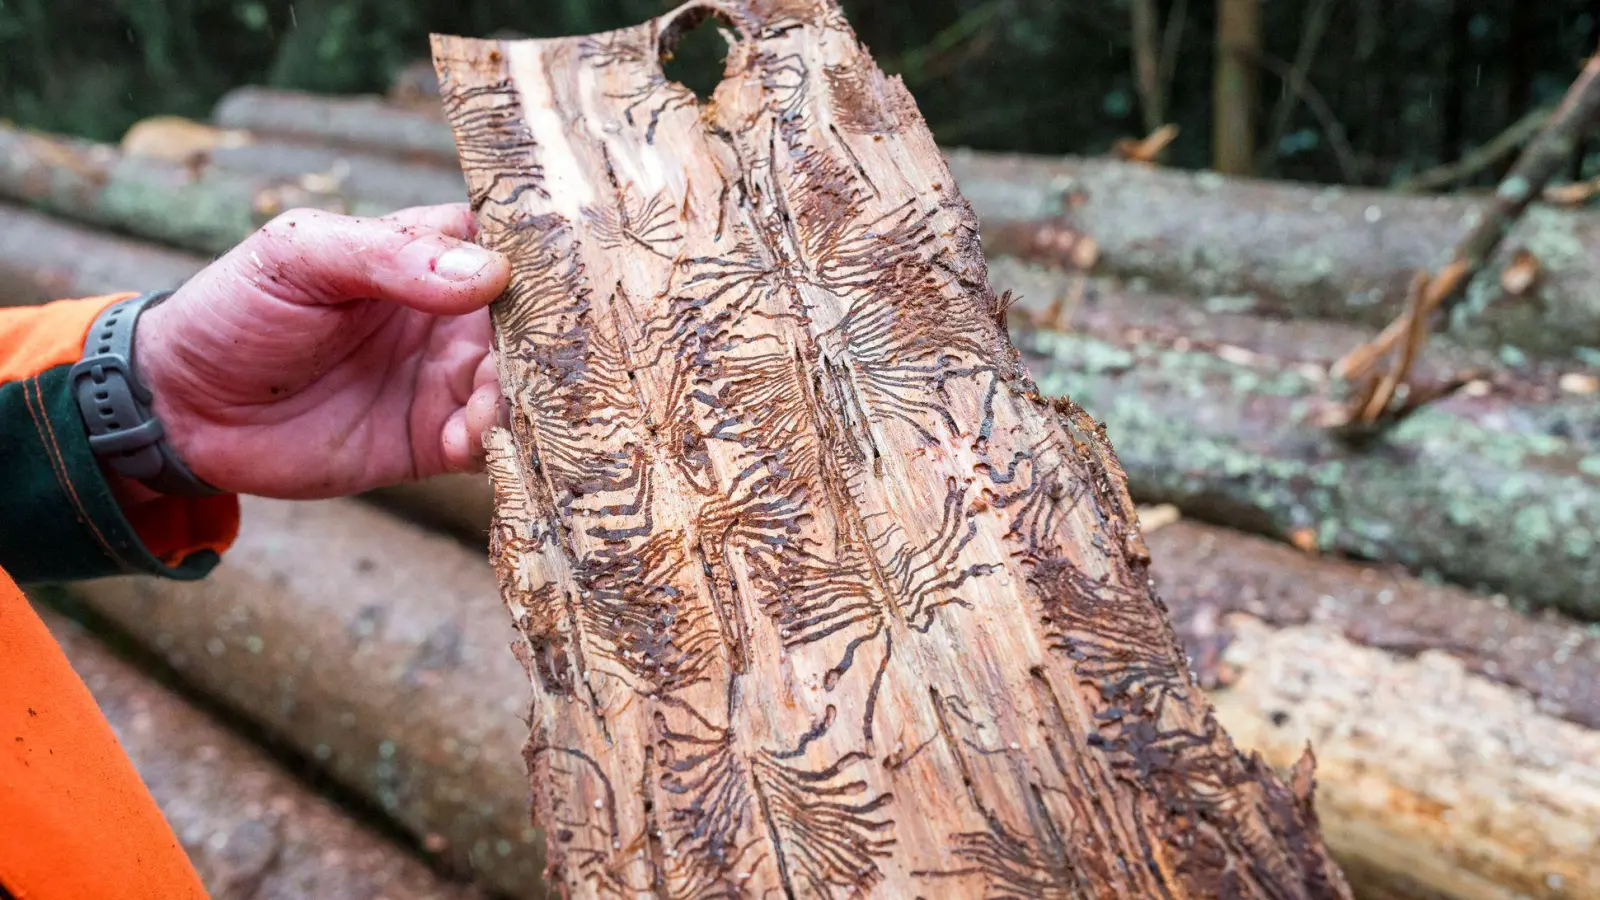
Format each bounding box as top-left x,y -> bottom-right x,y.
431,1 -> 1352,896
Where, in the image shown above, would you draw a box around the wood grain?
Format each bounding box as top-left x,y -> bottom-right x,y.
432,2 -> 1350,896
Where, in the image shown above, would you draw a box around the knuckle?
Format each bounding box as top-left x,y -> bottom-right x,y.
259,206 -> 333,239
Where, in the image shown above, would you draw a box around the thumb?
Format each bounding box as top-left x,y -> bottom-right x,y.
223,206 -> 510,316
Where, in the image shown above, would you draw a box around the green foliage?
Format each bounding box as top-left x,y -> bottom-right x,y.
2,0 -> 1599,185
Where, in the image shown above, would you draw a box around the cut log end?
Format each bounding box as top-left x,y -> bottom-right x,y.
434,2 -> 1348,897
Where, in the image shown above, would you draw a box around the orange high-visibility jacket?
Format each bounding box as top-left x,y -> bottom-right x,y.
1,294 -> 240,900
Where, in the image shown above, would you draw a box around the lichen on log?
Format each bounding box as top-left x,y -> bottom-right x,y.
949,150 -> 1600,362
995,259 -> 1600,620
35,603 -> 490,900
433,3 -> 1347,897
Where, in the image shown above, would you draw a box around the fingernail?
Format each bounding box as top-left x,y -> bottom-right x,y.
434,245 -> 493,281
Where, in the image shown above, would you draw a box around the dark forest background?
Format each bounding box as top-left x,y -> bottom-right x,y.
2,0 -> 1598,187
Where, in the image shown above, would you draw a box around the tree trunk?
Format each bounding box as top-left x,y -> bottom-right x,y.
57,489 -> 1600,900
1213,0 -> 1260,174
947,149 -> 1600,361
35,603 -> 490,900
432,3 -> 1348,897
995,259 -> 1600,621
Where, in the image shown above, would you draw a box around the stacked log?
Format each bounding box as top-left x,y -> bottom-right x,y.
0,123 -> 391,255
213,87 -> 461,165
194,87 -> 1600,361
34,603 -> 487,900
946,149 -> 1600,361
52,492 -> 1600,900
57,497 -> 545,896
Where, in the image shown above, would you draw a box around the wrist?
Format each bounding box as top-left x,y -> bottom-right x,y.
70,291 -> 223,498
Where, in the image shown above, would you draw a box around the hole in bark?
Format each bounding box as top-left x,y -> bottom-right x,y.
660,5 -> 734,102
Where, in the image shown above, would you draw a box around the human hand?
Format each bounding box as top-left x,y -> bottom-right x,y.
132,204 -> 511,500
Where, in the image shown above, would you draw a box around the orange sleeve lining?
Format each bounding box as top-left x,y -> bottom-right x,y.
0,294 -> 135,385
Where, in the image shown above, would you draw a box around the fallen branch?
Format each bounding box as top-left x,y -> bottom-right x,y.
1335,45 -> 1600,424
948,150 -> 1600,361
1396,105 -> 1554,193
35,603 -> 489,900
56,487 -> 1600,900
992,259 -> 1600,620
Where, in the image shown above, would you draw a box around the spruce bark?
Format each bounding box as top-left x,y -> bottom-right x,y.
433,2 -> 1349,897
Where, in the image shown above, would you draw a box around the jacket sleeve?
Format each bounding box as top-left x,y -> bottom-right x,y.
0,295 -> 239,585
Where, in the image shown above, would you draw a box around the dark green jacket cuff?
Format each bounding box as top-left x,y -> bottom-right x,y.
0,363 -> 222,585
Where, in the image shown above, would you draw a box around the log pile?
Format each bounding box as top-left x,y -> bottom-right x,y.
1,18 -> 1596,897
33,601 -> 488,900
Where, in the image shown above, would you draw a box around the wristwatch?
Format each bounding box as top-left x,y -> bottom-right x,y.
69,290 -> 221,497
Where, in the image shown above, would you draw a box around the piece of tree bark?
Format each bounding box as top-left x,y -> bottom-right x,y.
0,202 -> 205,306
33,603 -> 489,900
433,3 -> 1348,898
55,497 -> 547,896
0,123 -> 391,256
948,150 -> 1600,361
53,485 -> 1600,900
994,259 -> 1600,620
213,87 -> 463,165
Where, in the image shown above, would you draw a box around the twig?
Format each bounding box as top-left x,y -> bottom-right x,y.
1332,44 -> 1600,428
1246,50 -> 1362,183
1113,124 -> 1180,163
1395,105 -> 1553,193
1257,0 -> 1338,175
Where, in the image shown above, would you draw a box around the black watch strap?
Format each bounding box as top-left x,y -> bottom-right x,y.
69,291 -> 222,497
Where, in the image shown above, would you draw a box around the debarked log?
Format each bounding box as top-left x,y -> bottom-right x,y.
0,123 -> 397,255
56,497 -> 548,898
34,603 -> 489,900
995,260 -> 1600,620
946,149 -> 1600,361
435,3 -> 1349,898
57,484 -> 1600,900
